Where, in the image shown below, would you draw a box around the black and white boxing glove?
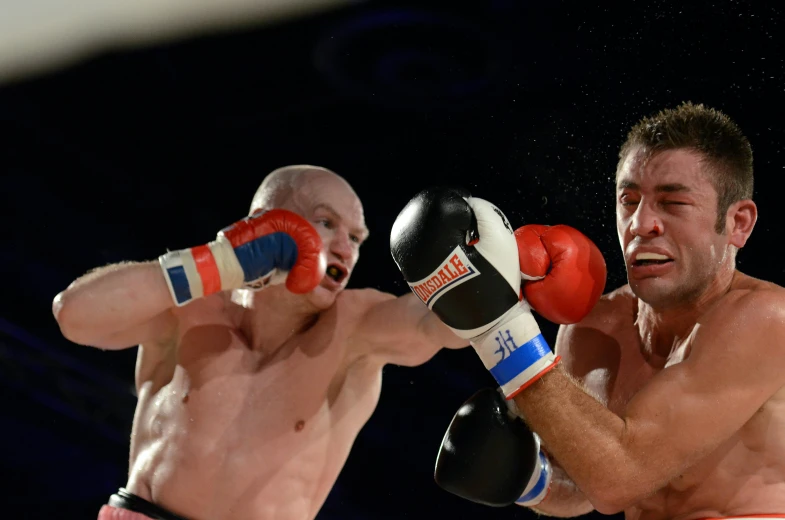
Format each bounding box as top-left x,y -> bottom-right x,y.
434,388 -> 552,507
389,187 -> 559,398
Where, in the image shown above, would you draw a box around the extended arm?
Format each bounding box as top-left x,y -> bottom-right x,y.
521,303 -> 623,516
356,291 -> 468,367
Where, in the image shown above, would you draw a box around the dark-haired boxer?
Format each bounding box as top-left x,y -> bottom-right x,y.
395,103 -> 785,519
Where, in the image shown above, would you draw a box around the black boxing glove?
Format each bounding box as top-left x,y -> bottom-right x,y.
390,187 -> 559,398
390,186 -> 520,333
434,388 -> 552,507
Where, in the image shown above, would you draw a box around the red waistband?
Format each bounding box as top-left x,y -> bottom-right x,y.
97,505 -> 155,520
698,515 -> 785,520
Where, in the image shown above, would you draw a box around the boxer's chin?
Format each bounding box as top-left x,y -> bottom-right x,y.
307,284 -> 338,310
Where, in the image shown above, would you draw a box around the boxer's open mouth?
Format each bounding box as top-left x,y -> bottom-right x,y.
632,252 -> 673,267
326,264 -> 347,283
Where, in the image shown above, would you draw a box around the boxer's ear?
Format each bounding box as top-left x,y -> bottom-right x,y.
726,199 -> 756,248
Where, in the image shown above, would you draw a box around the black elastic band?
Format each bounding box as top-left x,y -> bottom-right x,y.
107,488 -> 190,520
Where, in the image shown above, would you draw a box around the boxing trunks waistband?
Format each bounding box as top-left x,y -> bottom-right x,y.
99,488 -> 190,520
698,515 -> 785,520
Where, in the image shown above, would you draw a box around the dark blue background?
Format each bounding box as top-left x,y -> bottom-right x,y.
2,0 -> 784,518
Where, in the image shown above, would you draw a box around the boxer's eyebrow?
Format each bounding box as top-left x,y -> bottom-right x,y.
314,203 -> 370,240
655,183 -> 691,193
617,181 -> 691,193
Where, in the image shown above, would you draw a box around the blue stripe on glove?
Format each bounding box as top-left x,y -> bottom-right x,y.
232,232 -> 298,283
489,333 -> 551,387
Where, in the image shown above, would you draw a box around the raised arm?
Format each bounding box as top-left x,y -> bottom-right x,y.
53,260 -> 179,350
524,296 -> 624,517
53,209 -> 326,350
514,289 -> 785,513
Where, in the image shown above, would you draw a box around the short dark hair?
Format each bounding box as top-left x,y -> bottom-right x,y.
618,102 -> 753,233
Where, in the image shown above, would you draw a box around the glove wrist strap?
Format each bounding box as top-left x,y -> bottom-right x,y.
159,237 -> 245,307
472,305 -> 557,397
516,446 -> 552,507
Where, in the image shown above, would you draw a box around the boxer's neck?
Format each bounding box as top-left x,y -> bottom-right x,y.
233,287 -> 320,353
635,267 -> 738,360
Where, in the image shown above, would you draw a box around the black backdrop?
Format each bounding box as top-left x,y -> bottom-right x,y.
2,0 -> 784,518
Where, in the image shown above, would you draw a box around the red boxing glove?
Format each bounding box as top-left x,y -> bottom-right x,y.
160,209 -> 326,307
221,209 -> 326,294
515,224 -> 606,324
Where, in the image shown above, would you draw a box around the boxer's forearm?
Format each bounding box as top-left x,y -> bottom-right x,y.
53,260 -> 175,347
418,303 -> 469,349
512,368 -> 640,513
526,462 -> 595,517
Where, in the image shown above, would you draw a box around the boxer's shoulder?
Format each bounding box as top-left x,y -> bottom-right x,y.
334,287 -> 396,314
726,271 -> 785,299
555,286 -> 634,377
565,285 -> 636,335
702,273 -> 785,330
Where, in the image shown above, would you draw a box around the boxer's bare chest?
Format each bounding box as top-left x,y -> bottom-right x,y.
605,330 -> 693,416
580,295 -> 695,415
127,295 -> 383,518
591,287 -> 785,518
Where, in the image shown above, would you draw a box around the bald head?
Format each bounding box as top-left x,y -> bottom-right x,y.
247,164 -> 367,303
250,165 -> 353,214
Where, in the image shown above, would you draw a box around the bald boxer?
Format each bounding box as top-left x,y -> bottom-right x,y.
396,103 -> 785,518
52,165 -> 468,520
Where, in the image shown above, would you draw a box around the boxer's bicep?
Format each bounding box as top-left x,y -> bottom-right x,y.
98,309 -> 177,350
555,302 -> 621,405
54,260 -> 177,349
621,291 -> 785,482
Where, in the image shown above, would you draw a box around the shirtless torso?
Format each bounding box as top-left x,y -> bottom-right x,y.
563,272 -> 785,520
53,166 -> 467,520
127,289 -> 392,520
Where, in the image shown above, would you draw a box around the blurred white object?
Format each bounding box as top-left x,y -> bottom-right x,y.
0,0 -> 354,83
